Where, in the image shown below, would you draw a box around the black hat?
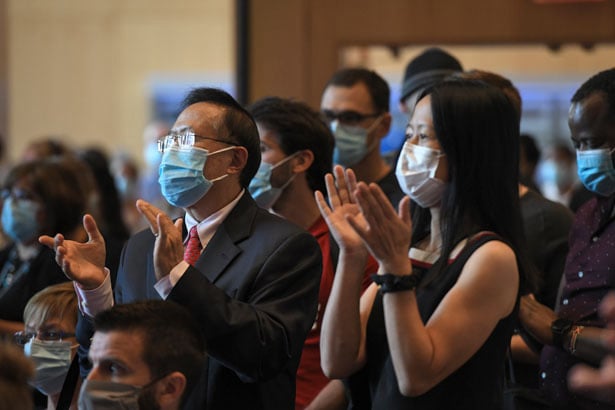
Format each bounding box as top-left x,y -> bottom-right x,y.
400,47 -> 463,103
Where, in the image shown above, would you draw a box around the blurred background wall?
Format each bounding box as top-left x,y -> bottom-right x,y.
3,0 -> 233,164
0,0 -> 614,167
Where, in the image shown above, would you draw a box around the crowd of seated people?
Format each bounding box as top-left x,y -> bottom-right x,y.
2,51 -> 615,410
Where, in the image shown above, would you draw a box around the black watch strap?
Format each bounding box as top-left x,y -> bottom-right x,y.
371,273 -> 421,293
551,318 -> 574,348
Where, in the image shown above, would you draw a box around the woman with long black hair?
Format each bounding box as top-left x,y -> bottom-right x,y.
318,79 -> 533,409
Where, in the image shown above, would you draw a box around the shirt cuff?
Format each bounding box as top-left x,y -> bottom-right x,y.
74,269 -> 114,318
154,260 -> 190,300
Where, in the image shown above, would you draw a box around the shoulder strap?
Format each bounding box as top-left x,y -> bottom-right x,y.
448,231 -> 504,265
56,353 -> 80,410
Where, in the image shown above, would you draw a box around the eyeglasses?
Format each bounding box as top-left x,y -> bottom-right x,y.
157,127 -> 235,153
321,109 -> 381,126
13,330 -> 76,346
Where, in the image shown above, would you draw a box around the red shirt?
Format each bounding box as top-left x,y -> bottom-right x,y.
295,216 -> 378,409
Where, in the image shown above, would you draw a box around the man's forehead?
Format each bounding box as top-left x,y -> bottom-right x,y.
570,93 -> 611,131
173,102 -> 226,135
321,82 -> 374,111
569,92 -> 615,146
90,330 -> 144,359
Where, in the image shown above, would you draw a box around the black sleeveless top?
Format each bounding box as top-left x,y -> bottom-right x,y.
350,233 -> 519,410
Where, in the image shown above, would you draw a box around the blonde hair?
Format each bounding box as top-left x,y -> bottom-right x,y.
23,282 -> 78,331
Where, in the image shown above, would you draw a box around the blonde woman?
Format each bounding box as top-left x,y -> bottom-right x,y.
16,282 -> 80,409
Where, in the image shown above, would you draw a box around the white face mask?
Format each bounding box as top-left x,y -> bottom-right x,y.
24,338 -> 73,395
395,140 -> 446,208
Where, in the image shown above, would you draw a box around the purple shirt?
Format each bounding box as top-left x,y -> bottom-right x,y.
540,194 -> 615,410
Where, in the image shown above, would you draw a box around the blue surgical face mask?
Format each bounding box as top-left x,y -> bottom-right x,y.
576,148 -> 615,197
159,145 -> 235,208
331,116 -> 382,166
24,338 -> 73,396
1,197 -> 41,243
248,153 -> 298,209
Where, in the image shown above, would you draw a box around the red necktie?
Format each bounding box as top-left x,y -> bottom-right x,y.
184,226 -> 202,266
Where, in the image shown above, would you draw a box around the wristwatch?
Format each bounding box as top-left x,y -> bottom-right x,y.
371,273 -> 421,293
551,318 -> 574,348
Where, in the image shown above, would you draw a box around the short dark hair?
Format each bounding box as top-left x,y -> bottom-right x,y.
325,68 -> 390,113
248,97 -> 334,193
571,68 -> 615,120
419,79 -> 530,290
181,88 -> 260,188
94,300 -> 205,403
4,155 -> 92,235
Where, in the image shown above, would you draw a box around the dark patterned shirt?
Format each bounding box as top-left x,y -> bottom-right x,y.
540,194 -> 615,410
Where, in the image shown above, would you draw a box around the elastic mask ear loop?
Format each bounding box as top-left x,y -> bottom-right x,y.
271,151 -> 301,171
207,145 -> 237,156
271,151 -> 301,191
206,145 -> 238,182
364,115 -> 385,155
366,114 -> 384,134
140,372 -> 172,390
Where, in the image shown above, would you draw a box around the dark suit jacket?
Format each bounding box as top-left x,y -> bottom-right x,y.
110,193 -> 322,409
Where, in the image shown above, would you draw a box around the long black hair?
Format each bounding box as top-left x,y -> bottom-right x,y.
417,79 -> 531,290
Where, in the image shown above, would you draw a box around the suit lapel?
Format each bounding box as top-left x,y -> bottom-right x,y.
193,193 -> 257,283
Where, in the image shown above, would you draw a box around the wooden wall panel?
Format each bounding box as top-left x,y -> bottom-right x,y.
249,0 -> 310,102
6,0 -> 233,162
250,0 -> 615,107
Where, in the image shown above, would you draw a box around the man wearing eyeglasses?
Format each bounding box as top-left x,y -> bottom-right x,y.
40,88 -> 322,410
320,68 -> 404,208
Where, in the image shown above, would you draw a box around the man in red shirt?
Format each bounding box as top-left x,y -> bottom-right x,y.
248,97 -> 377,409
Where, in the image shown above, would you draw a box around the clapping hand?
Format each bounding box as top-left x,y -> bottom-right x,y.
136,199 -> 184,281
351,180 -> 412,276
39,214 -> 107,290
315,166 -> 368,257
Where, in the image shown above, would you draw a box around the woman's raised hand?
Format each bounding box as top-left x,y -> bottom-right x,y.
351,181 -> 413,275
315,166 -> 367,254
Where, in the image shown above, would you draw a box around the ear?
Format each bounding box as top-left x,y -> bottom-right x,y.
375,113 -> 392,139
226,146 -> 249,176
292,150 -> 314,174
155,371 -> 187,409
